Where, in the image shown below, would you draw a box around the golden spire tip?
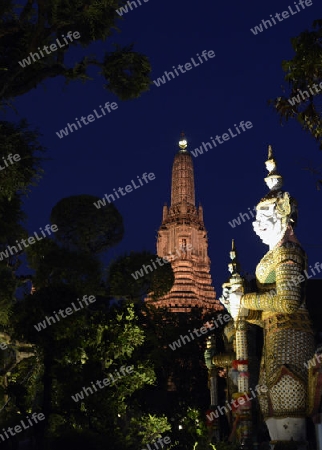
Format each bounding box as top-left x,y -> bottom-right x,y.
178,131 -> 187,150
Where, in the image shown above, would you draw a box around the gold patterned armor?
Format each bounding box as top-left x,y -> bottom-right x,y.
241,231 -> 314,420
223,146 -> 318,447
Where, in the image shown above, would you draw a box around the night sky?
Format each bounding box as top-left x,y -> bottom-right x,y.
5,0 -> 322,295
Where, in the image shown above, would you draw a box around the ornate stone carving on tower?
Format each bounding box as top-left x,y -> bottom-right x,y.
146,135 -> 222,314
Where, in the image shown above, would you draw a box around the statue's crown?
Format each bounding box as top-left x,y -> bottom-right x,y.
257,146 -> 297,227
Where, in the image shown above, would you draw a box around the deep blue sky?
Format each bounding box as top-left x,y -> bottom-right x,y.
3,0 -> 322,294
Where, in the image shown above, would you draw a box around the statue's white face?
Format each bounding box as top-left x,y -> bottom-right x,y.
252,204 -> 287,248
265,176 -> 283,191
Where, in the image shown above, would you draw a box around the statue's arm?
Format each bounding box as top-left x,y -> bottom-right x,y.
246,309 -> 263,325
241,246 -> 304,313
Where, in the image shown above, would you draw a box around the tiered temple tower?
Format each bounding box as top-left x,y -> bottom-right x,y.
146,136 -> 222,314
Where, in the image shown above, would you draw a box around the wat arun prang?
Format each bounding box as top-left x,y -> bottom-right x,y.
145,136 -> 222,314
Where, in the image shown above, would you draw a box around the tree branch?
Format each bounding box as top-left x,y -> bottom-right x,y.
19,0 -> 34,23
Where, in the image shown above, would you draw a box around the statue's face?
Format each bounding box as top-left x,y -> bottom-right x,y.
265,176 -> 283,190
252,203 -> 287,247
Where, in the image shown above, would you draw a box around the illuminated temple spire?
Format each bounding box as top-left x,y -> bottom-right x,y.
171,133 -> 195,207
146,135 -> 222,314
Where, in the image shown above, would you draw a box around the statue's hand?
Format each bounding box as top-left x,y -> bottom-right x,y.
204,348 -> 215,369
220,286 -> 231,305
224,284 -> 245,321
228,293 -> 243,321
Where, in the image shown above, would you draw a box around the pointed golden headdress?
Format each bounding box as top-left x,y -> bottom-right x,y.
257,146 -> 297,227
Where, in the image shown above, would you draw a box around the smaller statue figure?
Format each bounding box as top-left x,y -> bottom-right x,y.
205,240 -> 253,444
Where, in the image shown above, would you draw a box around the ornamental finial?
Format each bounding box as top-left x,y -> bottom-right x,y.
229,239 -> 241,277
264,145 -> 283,191
268,144 -> 273,160
220,240 -> 243,309
178,132 -> 187,151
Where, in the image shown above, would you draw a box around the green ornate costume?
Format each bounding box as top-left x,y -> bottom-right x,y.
222,147 -> 316,447
242,237 -> 314,419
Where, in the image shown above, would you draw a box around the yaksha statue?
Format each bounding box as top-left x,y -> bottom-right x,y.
227,146 -> 315,449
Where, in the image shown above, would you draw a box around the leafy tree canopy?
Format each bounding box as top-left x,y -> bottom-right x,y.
0,0 -> 152,103
272,19 -> 322,150
0,119 -> 44,199
0,119 -> 45,324
50,195 -> 124,254
26,238 -> 103,292
107,251 -> 175,302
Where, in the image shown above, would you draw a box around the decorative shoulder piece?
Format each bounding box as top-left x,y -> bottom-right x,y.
274,244 -> 304,266
275,192 -> 291,218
